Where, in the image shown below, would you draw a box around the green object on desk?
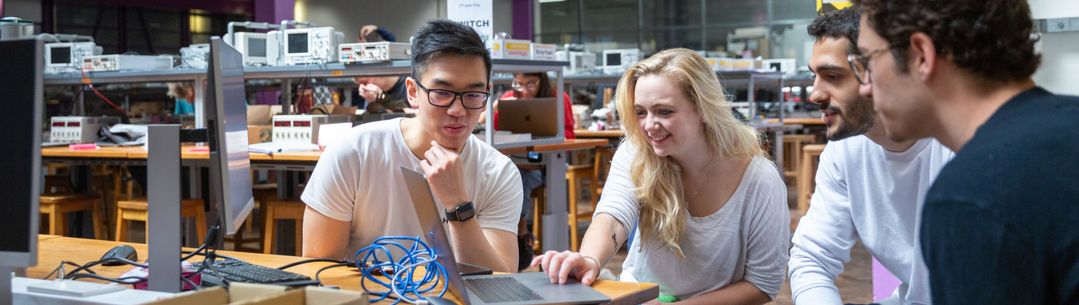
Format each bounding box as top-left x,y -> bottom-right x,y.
658,294 -> 679,303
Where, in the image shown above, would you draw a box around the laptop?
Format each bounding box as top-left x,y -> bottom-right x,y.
497,98 -> 560,137
400,167 -> 610,305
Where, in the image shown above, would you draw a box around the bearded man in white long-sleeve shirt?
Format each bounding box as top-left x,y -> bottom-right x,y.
788,8 -> 953,305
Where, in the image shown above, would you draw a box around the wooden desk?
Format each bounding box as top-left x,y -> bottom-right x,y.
41,146 -> 134,159
41,139 -> 611,252
497,139 -> 609,155
574,129 -> 624,139
29,236 -> 658,305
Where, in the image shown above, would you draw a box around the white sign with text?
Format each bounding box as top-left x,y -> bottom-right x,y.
448,0 -> 493,41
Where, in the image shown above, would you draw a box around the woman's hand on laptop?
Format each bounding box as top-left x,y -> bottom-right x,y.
530,250 -> 600,285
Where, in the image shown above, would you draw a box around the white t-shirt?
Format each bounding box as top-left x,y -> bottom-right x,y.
301,119 -> 523,256
788,136 -> 953,305
595,142 -> 791,300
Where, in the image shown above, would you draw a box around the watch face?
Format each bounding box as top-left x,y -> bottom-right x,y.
447,202 -> 475,222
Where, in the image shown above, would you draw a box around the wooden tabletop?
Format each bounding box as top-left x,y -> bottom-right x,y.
498,138 -> 610,155
29,236 -> 658,304
574,129 -> 625,139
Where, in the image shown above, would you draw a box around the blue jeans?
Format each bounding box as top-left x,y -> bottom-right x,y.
520,168 -> 544,222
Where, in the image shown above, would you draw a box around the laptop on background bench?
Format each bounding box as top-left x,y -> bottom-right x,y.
496,98 -> 560,138
400,167 -> 609,305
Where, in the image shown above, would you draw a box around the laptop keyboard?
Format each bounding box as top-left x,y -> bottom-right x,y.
464,277 -> 543,303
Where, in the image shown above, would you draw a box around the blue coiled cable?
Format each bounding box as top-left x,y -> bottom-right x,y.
354,236 -> 448,304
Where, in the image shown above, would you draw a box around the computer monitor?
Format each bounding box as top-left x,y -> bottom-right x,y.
48,44 -> 71,64
231,32 -> 268,66
0,37 -> 42,266
604,52 -> 620,67
0,38 -> 42,303
281,27 -> 341,65
44,42 -> 100,73
205,37 -> 255,236
602,48 -> 640,74
286,31 -> 309,55
247,35 -> 267,58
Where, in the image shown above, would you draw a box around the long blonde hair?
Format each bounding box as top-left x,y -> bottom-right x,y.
616,48 -> 764,257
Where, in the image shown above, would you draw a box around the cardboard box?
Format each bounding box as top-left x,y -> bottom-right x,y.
530,43 -> 557,61
147,283 -> 367,305
488,38 -> 532,59
248,125 -> 272,144
247,105 -> 274,126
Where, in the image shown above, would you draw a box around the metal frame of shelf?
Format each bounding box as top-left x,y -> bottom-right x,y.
41,59 -> 570,150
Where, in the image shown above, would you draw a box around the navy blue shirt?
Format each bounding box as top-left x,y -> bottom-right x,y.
920,87 -> 1079,305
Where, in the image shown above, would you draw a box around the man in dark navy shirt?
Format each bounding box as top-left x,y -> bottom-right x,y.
852,0 -> 1079,304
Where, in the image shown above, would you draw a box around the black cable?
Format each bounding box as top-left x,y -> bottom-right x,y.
42,261 -> 94,280
313,262 -> 353,286
67,273 -> 146,285
182,221 -> 221,261
277,258 -> 351,270
63,257 -> 147,280
180,249 -> 240,262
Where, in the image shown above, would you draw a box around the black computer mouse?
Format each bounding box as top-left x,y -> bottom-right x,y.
100,245 -> 138,266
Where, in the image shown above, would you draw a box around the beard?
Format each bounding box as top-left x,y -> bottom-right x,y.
825,95 -> 876,141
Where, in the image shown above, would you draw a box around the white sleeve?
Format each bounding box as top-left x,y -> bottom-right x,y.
593,143 -> 639,237
787,144 -> 857,305
300,140 -> 360,222
741,161 -> 791,301
475,160 -> 524,234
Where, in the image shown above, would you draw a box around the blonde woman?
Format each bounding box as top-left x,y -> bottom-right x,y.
531,48 -> 789,304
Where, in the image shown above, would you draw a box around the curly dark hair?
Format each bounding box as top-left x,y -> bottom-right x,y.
808,8 -> 861,55
854,0 -> 1040,84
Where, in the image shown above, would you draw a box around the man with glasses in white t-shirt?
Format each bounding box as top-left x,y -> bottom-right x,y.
301,20 -> 523,273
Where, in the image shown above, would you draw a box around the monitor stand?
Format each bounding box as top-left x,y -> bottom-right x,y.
2,267 -> 13,305
146,125 -> 183,293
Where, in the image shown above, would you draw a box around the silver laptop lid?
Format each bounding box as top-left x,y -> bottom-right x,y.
401,167 -> 472,305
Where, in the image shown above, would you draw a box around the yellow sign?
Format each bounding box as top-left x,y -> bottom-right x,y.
817,0 -> 854,15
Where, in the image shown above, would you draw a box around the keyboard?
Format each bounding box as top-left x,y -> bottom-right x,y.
198,258 -> 319,287
464,277 -> 543,303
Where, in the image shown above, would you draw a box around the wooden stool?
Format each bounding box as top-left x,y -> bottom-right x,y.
262,200 -> 305,256
224,184 -> 276,252
530,161 -> 601,252
115,199 -> 207,243
566,164 -> 595,252
797,144 -> 827,214
783,134 -> 818,185
530,188 -> 545,253
592,147 -> 614,205
39,194 -> 106,239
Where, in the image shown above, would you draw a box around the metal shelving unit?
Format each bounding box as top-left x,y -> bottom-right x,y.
41,59 -> 570,150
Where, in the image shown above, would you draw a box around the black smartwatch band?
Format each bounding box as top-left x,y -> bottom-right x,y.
445,201 -> 476,222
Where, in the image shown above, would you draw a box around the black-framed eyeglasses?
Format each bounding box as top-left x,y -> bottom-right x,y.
415,82 -> 490,109
847,46 -> 891,85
